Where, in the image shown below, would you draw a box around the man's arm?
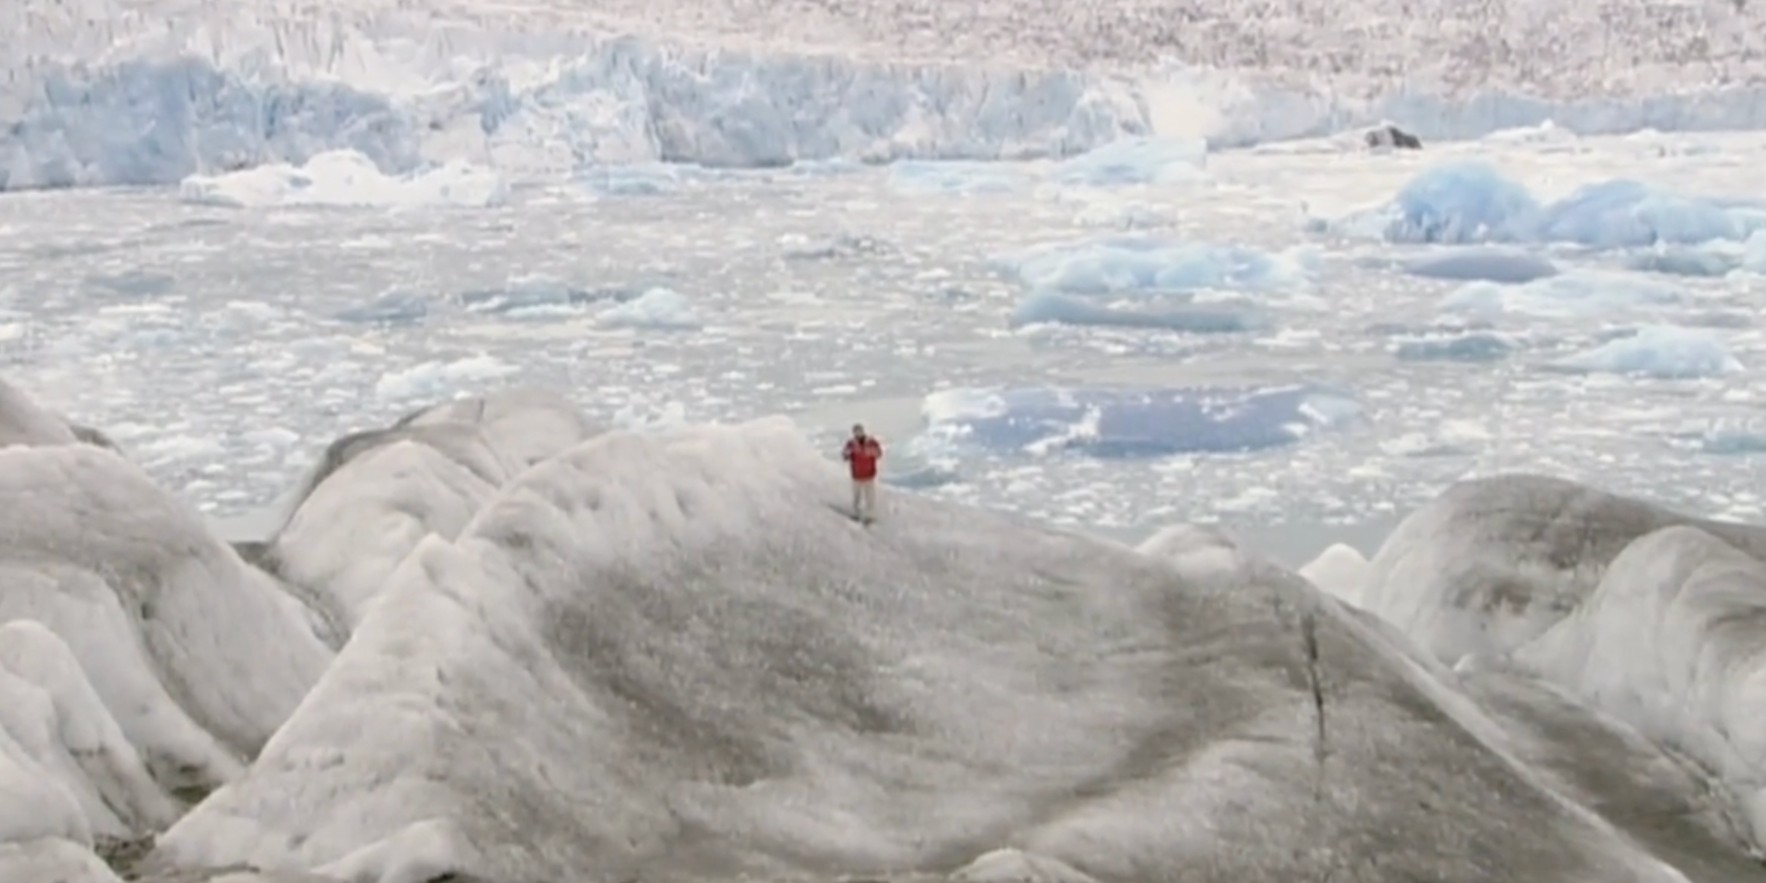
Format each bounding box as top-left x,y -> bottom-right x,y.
841,440 -> 853,460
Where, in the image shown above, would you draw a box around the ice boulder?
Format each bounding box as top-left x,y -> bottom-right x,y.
179,151 -> 508,209
149,420 -> 1699,882
1370,161 -> 1543,244
1046,136 -> 1207,187
597,287 -> 701,330
1346,163 -> 1766,249
1516,526 -> 1766,847
263,389 -> 598,632
0,837 -> 124,883
1359,474 -> 1766,666
1552,326 -> 1741,380
918,385 -> 1361,458
1003,235 -> 1316,297
0,438 -> 335,835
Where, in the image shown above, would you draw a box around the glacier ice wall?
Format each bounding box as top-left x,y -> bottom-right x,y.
8,7 -> 1766,190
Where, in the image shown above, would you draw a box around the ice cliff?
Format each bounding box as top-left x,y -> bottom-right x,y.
8,377 -> 1766,882
7,1 -> 1766,190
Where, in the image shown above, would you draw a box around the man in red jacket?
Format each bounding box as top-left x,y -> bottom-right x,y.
841,423 -> 883,523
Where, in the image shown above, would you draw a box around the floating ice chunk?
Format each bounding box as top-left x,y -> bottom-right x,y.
1552,325 -> 1741,379
1403,249 -> 1558,283
459,275 -> 603,318
1011,291 -> 1267,333
1745,231 -> 1766,274
179,150 -> 507,209
596,287 -> 700,330
888,160 -> 1028,195
1006,235 -> 1315,297
374,355 -> 520,401
918,385 -> 1359,458
1537,180 -> 1766,249
1481,120 -> 1581,148
1441,271 -> 1680,319
1375,161 -> 1542,244
1346,162 -> 1766,249
1047,136 -> 1207,187
1392,330 -> 1517,362
1624,249 -> 1739,278
334,290 -> 429,326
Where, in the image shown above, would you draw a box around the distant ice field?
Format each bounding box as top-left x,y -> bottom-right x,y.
4,126 -> 1766,550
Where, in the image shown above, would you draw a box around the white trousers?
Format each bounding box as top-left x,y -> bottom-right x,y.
851,479 -> 878,519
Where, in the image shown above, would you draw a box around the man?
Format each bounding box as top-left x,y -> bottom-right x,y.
841,423 -> 883,523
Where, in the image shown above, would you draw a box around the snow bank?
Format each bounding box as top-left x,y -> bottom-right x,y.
1552,326 -> 1742,380
1344,161 -> 1766,248
1516,526 -> 1766,847
1442,271 -> 1680,320
152,419 -> 1692,882
266,389 -> 598,632
11,6 -> 1766,192
1358,474 -> 1766,666
178,150 -> 508,209
918,385 -> 1360,458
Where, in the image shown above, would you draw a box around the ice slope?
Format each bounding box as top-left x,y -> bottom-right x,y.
261,389 -> 598,632
0,440 -> 335,806
1515,526 -> 1766,847
9,1 -> 1766,190
153,419 -> 1697,883
1358,474 -> 1766,666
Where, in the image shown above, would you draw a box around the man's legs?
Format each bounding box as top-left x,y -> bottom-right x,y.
853,479 -> 878,521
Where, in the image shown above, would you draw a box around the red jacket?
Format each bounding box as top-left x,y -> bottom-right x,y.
843,436 -> 882,480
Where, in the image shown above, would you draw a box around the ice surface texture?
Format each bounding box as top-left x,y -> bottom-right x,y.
10,376 -> 1766,881
155,419 -> 1689,882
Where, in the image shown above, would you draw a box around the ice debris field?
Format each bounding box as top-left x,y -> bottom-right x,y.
7,0 -> 1766,880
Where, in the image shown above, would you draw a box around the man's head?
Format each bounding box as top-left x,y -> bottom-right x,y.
851,423 -> 866,439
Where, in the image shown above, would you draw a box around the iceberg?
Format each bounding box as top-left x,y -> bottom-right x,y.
596,287 -> 701,330
1392,330 -> 1518,363
1551,325 -> 1742,380
919,385 -> 1360,457
1403,249 -> 1559,284
177,150 -> 508,209
1347,161 -> 1766,248
1003,235 -> 1315,297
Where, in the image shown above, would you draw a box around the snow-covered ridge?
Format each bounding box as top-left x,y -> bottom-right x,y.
7,0 -> 1766,190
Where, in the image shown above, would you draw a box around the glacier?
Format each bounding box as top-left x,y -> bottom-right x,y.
8,377 -> 1766,881
9,3 -> 1766,191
